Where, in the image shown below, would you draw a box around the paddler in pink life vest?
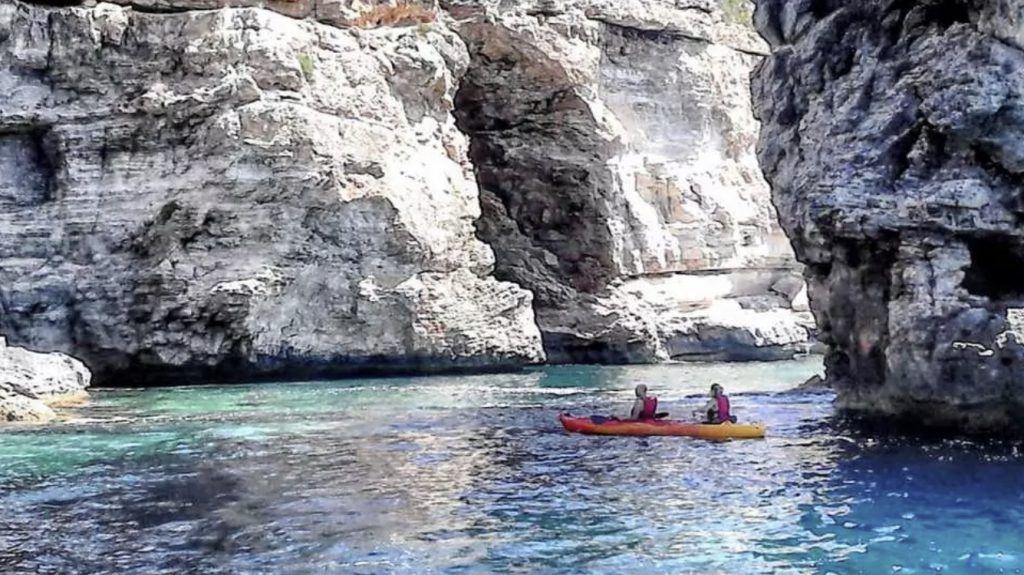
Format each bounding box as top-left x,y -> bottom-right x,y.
629,384 -> 658,420
699,383 -> 737,424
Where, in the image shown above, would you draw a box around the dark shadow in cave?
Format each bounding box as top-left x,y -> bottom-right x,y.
961,236 -> 1024,302
0,127 -> 58,206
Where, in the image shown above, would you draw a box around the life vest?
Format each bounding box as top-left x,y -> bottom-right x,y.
639,396 -> 658,420
715,395 -> 731,423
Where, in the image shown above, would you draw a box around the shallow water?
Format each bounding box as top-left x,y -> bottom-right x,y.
1,358 -> 1023,575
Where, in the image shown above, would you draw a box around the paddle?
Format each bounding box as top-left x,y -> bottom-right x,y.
588,414 -> 668,423
581,411 -> 669,424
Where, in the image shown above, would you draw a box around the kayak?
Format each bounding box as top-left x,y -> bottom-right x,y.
558,414 -> 766,440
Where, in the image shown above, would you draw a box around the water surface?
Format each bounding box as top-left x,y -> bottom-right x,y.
2,358 -> 1023,574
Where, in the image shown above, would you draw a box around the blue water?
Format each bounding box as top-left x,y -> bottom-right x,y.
1,359 -> 1022,574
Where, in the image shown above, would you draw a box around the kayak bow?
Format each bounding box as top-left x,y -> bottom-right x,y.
559,413 -> 766,439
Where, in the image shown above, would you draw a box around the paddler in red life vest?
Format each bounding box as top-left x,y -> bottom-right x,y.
629,384 -> 659,420
700,383 -> 737,424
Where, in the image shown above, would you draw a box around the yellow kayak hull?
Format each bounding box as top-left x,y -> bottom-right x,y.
559,414 -> 766,439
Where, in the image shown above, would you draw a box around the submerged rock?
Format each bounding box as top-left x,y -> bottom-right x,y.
449,0 -> 814,362
0,1 -> 544,383
0,393 -> 55,423
0,337 -> 91,422
752,0 -> 1024,432
796,374 -> 828,391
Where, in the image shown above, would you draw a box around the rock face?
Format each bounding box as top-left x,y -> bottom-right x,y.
0,337 -> 91,422
0,0 -> 812,385
449,0 -> 814,362
0,0 -> 543,384
753,0 -> 1024,432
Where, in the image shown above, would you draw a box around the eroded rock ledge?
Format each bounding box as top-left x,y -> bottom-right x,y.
753,0 -> 1024,433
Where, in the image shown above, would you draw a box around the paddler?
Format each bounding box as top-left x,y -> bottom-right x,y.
697,383 -> 736,424
629,384 -> 658,420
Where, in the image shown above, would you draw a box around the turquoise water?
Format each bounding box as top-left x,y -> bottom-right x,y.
1,358 -> 1023,574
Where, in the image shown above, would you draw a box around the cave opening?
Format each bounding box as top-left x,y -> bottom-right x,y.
888,0 -> 972,27
808,0 -> 832,17
921,0 -> 972,28
881,0 -> 973,54
961,236 -> 1024,301
451,25 -> 620,298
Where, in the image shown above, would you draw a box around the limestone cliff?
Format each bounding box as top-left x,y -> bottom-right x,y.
449,0 -> 814,362
753,0 -> 1024,432
0,0 -> 543,384
0,0 -> 810,385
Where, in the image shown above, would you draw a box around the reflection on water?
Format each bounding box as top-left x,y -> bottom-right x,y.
1,359 -> 1023,574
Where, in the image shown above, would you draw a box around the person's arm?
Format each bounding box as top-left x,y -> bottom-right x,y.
629,398 -> 643,420
693,398 -> 716,419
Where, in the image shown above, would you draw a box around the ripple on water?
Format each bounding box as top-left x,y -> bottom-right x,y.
2,359 -> 1024,574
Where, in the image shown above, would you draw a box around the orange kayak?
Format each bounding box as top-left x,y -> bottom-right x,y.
558,414 -> 766,440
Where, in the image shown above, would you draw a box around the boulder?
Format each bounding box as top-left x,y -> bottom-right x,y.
0,337 -> 91,422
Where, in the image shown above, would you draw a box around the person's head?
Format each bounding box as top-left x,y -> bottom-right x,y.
634,384 -> 648,398
710,383 -> 723,397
